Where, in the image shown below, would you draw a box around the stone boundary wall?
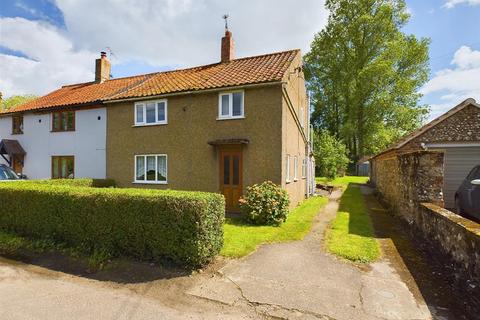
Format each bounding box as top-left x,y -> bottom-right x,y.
371,151 -> 444,222
372,150 -> 480,317
415,203 -> 480,316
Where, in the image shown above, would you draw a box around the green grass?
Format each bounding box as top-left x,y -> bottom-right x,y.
221,196 -> 328,257
326,183 -> 380,263
315,175 -> 369,190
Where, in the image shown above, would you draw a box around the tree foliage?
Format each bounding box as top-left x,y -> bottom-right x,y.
314,129 -> 350,179
1,95 -> 37,112
304,0 -> 430,160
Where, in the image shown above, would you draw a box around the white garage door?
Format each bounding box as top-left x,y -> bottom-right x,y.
443,147 -> 480,209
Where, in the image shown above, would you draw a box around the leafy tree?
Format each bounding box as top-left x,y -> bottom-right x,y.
1,94 -> 37,112
304,0 -> 430,160
314,129 -> 350,179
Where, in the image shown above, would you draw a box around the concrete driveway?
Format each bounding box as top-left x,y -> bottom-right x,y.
188,189 -> 434,320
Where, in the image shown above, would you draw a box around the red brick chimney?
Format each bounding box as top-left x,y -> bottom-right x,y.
95,51 -> 111,83
221,30 -> 235,63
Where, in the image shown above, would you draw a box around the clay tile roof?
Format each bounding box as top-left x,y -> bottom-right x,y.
4,49 -> 299,114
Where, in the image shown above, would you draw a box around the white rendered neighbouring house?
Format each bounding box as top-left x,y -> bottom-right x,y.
0,107 -> 107,179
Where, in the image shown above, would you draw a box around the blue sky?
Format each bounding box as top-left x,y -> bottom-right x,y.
0,0 -> 479,120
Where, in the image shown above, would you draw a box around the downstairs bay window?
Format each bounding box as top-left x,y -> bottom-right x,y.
135,154 -> 167,184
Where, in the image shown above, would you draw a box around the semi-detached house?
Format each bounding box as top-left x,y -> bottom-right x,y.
0,30 -> 315,210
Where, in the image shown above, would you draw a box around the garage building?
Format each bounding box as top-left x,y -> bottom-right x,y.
370,98 -> 480,209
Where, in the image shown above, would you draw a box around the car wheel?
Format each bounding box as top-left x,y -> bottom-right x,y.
455,197 -> 463,215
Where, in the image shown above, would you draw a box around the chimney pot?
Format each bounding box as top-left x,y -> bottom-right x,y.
221,30 -> 235,63
95,51 -> 111,83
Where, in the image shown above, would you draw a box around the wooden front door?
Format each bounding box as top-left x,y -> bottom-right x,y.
219,147 -> 243,212
12,155 -> 23,175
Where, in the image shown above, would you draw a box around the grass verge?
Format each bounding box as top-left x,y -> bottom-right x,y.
316,176 -> 369,190
221,196 -> 328,257
326,182 -> 380,263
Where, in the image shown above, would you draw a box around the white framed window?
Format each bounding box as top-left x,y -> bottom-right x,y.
302,158 -> 307,179
134,154 -> 167,184
294,156 -> 298,181
300,107 -> 304,128
286,155 -> 291,183
134,100 -> 167,126
218,91 -> 244,119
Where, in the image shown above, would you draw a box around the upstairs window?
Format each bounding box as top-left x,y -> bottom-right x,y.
12,115 -> 23,134
52,111 -> 75,132
300,107 -> 304,128
135,154 -> 167,184
218,91 -> 244,119
135,100 -> 167,126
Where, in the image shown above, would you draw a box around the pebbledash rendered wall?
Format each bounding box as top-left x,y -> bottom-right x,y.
371,151 -> 480,317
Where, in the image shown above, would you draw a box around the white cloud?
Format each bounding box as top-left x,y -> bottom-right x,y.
421,46 -> 480,119
0,0 -> 328,97
0,17 -> 96,97
451,45 -> 480,69
443,0 -> 480,9
55,0 -> 328,66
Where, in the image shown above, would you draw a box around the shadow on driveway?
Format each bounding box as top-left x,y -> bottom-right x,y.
361,185 -> 468,320
0,249 -> 192,284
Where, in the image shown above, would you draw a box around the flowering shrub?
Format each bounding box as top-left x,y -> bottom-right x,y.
239,181 -> 290,226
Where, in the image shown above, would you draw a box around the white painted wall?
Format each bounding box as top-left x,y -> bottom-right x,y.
0,108 -> 106,179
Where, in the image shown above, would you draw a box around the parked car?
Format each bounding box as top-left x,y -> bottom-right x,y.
455,165 -> 480,221
0,164 -> 21,181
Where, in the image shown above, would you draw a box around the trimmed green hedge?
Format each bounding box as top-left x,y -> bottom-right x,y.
19,178 -> 116,188
0,183 -> 224,267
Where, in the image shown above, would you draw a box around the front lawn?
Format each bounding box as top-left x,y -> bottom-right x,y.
221,196 -> 328,257
325,182 -> 380,262
316,175 -> 369,190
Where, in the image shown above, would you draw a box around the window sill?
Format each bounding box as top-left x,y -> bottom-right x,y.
294,178 -> 298,182
132,181 -> 168,185
11,132 -> 23,135
216,116 -> 245,121
132,122 -> 167,127
286,180 -> 291,184
51,130 -> 75,133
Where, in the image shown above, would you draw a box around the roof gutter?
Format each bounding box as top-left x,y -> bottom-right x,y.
281,83 -> 308,143
0,101 -> 104,117
103,81 -> 282,104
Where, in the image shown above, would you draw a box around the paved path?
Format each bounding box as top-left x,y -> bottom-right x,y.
189,188 -> 436,319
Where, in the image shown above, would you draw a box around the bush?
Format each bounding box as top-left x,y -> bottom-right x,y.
0,183 -> 224,267
239,181 -> 290,226
20,178 -> 116,188
313,130 -> 350,179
